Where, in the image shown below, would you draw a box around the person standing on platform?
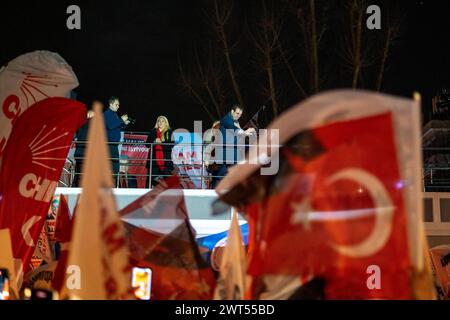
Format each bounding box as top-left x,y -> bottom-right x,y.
146,115 -> 174,188
104,96 -> 130,185
214,104 -> 255,188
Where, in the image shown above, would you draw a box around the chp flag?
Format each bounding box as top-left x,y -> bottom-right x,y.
0,51 -> 78,158
0,97 -> 86,289
63,103 -> 133,300
216,90 -> 431,299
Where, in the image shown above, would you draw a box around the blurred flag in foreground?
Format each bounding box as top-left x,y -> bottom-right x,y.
0,97 -> 85,288
197,223 -> 248,271
121,176 -> 215,300
0,50 -> 79,158
216,90 -> 433,299
52,194 -> 73,293
54,194 -> 72,245
213,209 -> 246,300
63,103 -> 132,300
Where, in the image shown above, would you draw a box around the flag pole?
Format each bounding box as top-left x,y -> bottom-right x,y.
413,91 -> 424,272
410,91 -> 435,300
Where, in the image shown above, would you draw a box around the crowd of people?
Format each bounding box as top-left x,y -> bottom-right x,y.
72,97 -> 256,189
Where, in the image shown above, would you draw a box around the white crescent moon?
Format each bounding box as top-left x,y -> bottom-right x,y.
21,215 -> 42,247
327,168 -> 394,258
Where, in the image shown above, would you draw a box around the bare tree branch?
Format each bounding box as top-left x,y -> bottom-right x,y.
177,52 -> 215,121
193,47 -> 222,117
375,6 -> 402,91
277,40 -> 308,98
309,0 -> 320,93
248,0 -> 286,116
286,0 -> 328,93
212,0 -> 245,108
349,0 -> 365,88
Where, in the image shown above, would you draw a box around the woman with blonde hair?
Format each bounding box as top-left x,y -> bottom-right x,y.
146,115 -> 174,187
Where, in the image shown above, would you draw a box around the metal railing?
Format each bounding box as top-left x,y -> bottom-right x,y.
64,139 -> 249,189
423,147 -> 450,191
60,139 -> 450,190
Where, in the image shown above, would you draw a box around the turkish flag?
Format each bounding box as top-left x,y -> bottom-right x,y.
247,112 -> 412,299
0,97 -> 85,281
52,194 -> 73,293
54,194 -> 72,243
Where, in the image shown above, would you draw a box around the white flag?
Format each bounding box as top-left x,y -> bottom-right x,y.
0,50 -> 78,158
214,209 -> 246,300
63,103 -> 132,300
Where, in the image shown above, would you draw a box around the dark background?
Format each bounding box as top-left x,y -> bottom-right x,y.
0,0 -> 448,131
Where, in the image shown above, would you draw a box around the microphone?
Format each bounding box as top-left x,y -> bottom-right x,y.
128,117 -> 136,125
244,105 -> 265,130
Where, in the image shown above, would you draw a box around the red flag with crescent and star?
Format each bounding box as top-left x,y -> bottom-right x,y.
247,112 -> 413,299
0,97 -> 86,285
52,194 -> 74,293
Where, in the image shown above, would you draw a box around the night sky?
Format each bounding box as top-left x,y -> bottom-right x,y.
1,0 -> 449,131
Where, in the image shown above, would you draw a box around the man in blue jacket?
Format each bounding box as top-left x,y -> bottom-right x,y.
104,96 -> 130,185
213,104 -> 255,188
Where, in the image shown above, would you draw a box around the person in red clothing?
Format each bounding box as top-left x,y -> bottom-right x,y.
146,115 -> 173,187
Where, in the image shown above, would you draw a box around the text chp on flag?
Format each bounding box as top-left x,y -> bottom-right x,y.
0,97 -> 86,291
62,103 -> 133,300
0,51 -> 79,158
21,194 -> 73,293
215,90 -> 434,300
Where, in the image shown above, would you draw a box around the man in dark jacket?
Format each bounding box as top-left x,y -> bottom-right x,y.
213,104 -> 255,188
104,96 -> 130,185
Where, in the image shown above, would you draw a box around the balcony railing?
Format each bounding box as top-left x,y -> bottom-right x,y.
62,138 -> 252,189
59,138 -> 450,191
423,147 -> 450,192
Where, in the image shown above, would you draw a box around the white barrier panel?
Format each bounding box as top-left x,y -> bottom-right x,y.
54,187 -> 244,238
